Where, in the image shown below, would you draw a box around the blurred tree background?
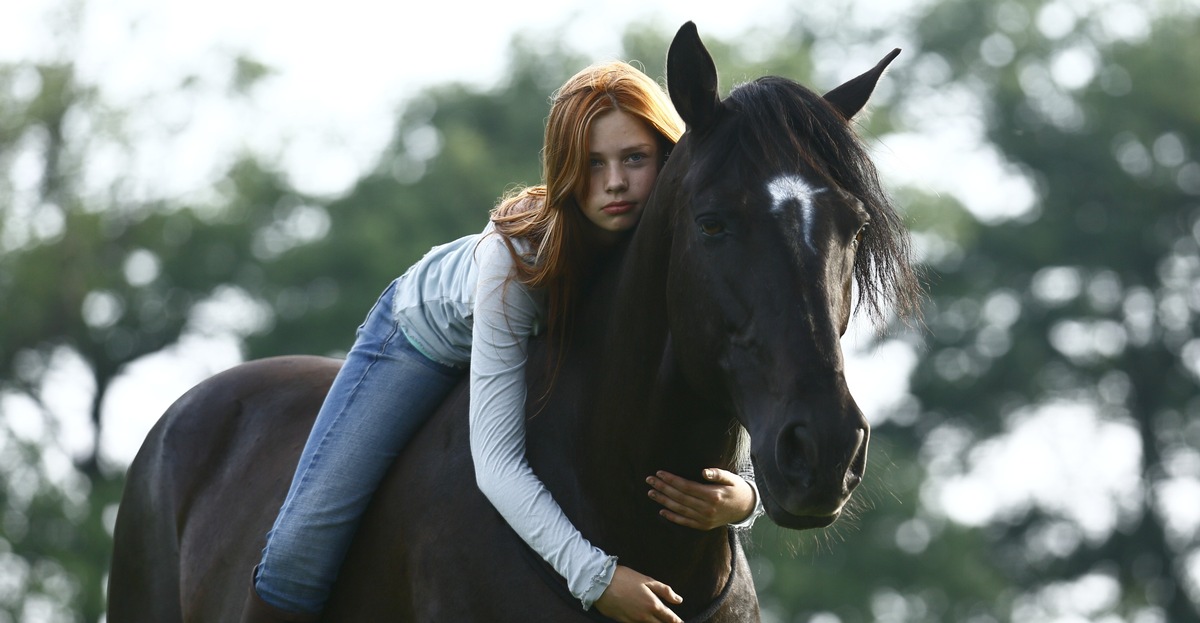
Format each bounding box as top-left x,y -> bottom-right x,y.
1,0 -> 1197,621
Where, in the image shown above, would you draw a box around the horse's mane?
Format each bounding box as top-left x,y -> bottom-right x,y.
690,76 -> 922,328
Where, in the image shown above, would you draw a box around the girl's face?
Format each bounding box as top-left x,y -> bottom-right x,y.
576,109 -> 662,243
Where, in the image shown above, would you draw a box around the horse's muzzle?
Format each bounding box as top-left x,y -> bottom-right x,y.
754,410 -> 869,529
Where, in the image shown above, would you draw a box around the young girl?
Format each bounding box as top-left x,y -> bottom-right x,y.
242,60 -> 762,623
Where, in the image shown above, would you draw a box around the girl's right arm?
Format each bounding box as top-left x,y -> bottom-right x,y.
469,234 -> 681,622
596,567 -> 684,623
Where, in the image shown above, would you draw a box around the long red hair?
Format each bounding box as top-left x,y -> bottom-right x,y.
490,61 -> 684,349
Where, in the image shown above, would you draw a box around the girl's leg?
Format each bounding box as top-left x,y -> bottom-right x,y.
252,284 -> 462,614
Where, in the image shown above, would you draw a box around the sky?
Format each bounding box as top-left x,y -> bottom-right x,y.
2,0 -> 1025,206
1,0 -> 803,199
5,0 -> 1188,573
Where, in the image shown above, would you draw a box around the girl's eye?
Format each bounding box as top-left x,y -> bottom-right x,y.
699,219 -> 726,237
626,153 -> 646,164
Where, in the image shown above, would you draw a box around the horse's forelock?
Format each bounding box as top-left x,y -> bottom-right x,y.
686,76 -> 920,326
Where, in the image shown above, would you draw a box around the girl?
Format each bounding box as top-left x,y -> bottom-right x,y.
242,60 -> 762,623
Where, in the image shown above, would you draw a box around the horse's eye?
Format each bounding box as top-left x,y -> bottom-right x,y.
698,219 -> 726,237
854,225 -> 868,246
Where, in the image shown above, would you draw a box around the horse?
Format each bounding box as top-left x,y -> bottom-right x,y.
107,21 -> 917,622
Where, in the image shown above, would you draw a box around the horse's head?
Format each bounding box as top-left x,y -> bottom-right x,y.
656,23 -> 912,530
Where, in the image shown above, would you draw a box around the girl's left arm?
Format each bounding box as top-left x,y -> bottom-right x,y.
645,468 -> 765,531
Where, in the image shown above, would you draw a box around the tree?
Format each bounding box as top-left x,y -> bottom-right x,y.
899,1 -> 1200,620
0,11 -> 307,621
240,38 -> 589,359
11,3 -> 1195,620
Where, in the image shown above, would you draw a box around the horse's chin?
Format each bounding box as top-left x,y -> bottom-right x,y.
763,503 -> 842,530
758,480 -> 847,530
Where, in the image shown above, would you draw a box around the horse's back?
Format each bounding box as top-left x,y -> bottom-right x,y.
108,355 -> 339,623
325,383 -> 595,621
107,353 -> 580,622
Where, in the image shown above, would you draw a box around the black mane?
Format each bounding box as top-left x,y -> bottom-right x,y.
690,76 -> 921,327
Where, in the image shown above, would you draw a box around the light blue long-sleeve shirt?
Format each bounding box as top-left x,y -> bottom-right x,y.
392,223 -> 616,608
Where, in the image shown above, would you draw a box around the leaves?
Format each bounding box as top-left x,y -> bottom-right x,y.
2,2 -> 1198,621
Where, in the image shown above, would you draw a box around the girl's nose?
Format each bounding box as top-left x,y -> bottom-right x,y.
605,168 -> 628,193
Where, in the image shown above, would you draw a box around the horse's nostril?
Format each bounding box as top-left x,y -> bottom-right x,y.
791,424 -> 819,466
779,423 -> 818,487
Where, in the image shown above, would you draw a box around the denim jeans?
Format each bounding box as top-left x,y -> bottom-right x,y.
254,282 -> 464,614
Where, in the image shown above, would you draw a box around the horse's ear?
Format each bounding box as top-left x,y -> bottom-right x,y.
822,48 -> 901,120
667,22 -> 721,132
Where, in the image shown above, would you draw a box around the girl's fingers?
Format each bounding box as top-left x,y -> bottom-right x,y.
647,468 -> 758,530
648,586 -> 684,623
655,470 -> 708,496
702,468 -> 739,486
647,486 -> 696,515
647,580 -> 682,604
658,508 -> 703,530
647,472 -> 710,506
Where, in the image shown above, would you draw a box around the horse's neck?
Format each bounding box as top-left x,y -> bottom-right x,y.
578,223 -> 675,483
565,216 -> 738,602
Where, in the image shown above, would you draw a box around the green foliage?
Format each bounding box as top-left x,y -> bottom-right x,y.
232,55 -> 275,93
2,2 -> 1198,621
241,41 -> 581,358
0,37 -> 295,623
747,433 -> 1011,621
902,1 -> 1200,620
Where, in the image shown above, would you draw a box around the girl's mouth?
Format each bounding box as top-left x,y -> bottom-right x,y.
603,202 -> 635,215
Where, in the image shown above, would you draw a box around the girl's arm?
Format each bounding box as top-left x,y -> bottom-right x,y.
645,469 -> 764,531
469,235 -> 631,612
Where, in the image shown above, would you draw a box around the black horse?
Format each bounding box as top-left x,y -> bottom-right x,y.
108,22 -> 918,622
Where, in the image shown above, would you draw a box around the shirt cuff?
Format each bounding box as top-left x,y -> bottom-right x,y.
579,555 -> 618,610
729,479 -> 765,531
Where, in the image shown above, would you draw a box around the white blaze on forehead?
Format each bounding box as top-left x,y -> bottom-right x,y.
768,174 -> 824,247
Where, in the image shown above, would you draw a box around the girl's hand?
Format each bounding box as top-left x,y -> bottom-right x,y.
594,565 -> 683,623
646,469 -> 756,531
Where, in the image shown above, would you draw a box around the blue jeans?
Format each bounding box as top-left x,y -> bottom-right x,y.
254,282 -> 464,614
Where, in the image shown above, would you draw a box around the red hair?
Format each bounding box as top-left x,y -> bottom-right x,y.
490,61 -> 683,348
